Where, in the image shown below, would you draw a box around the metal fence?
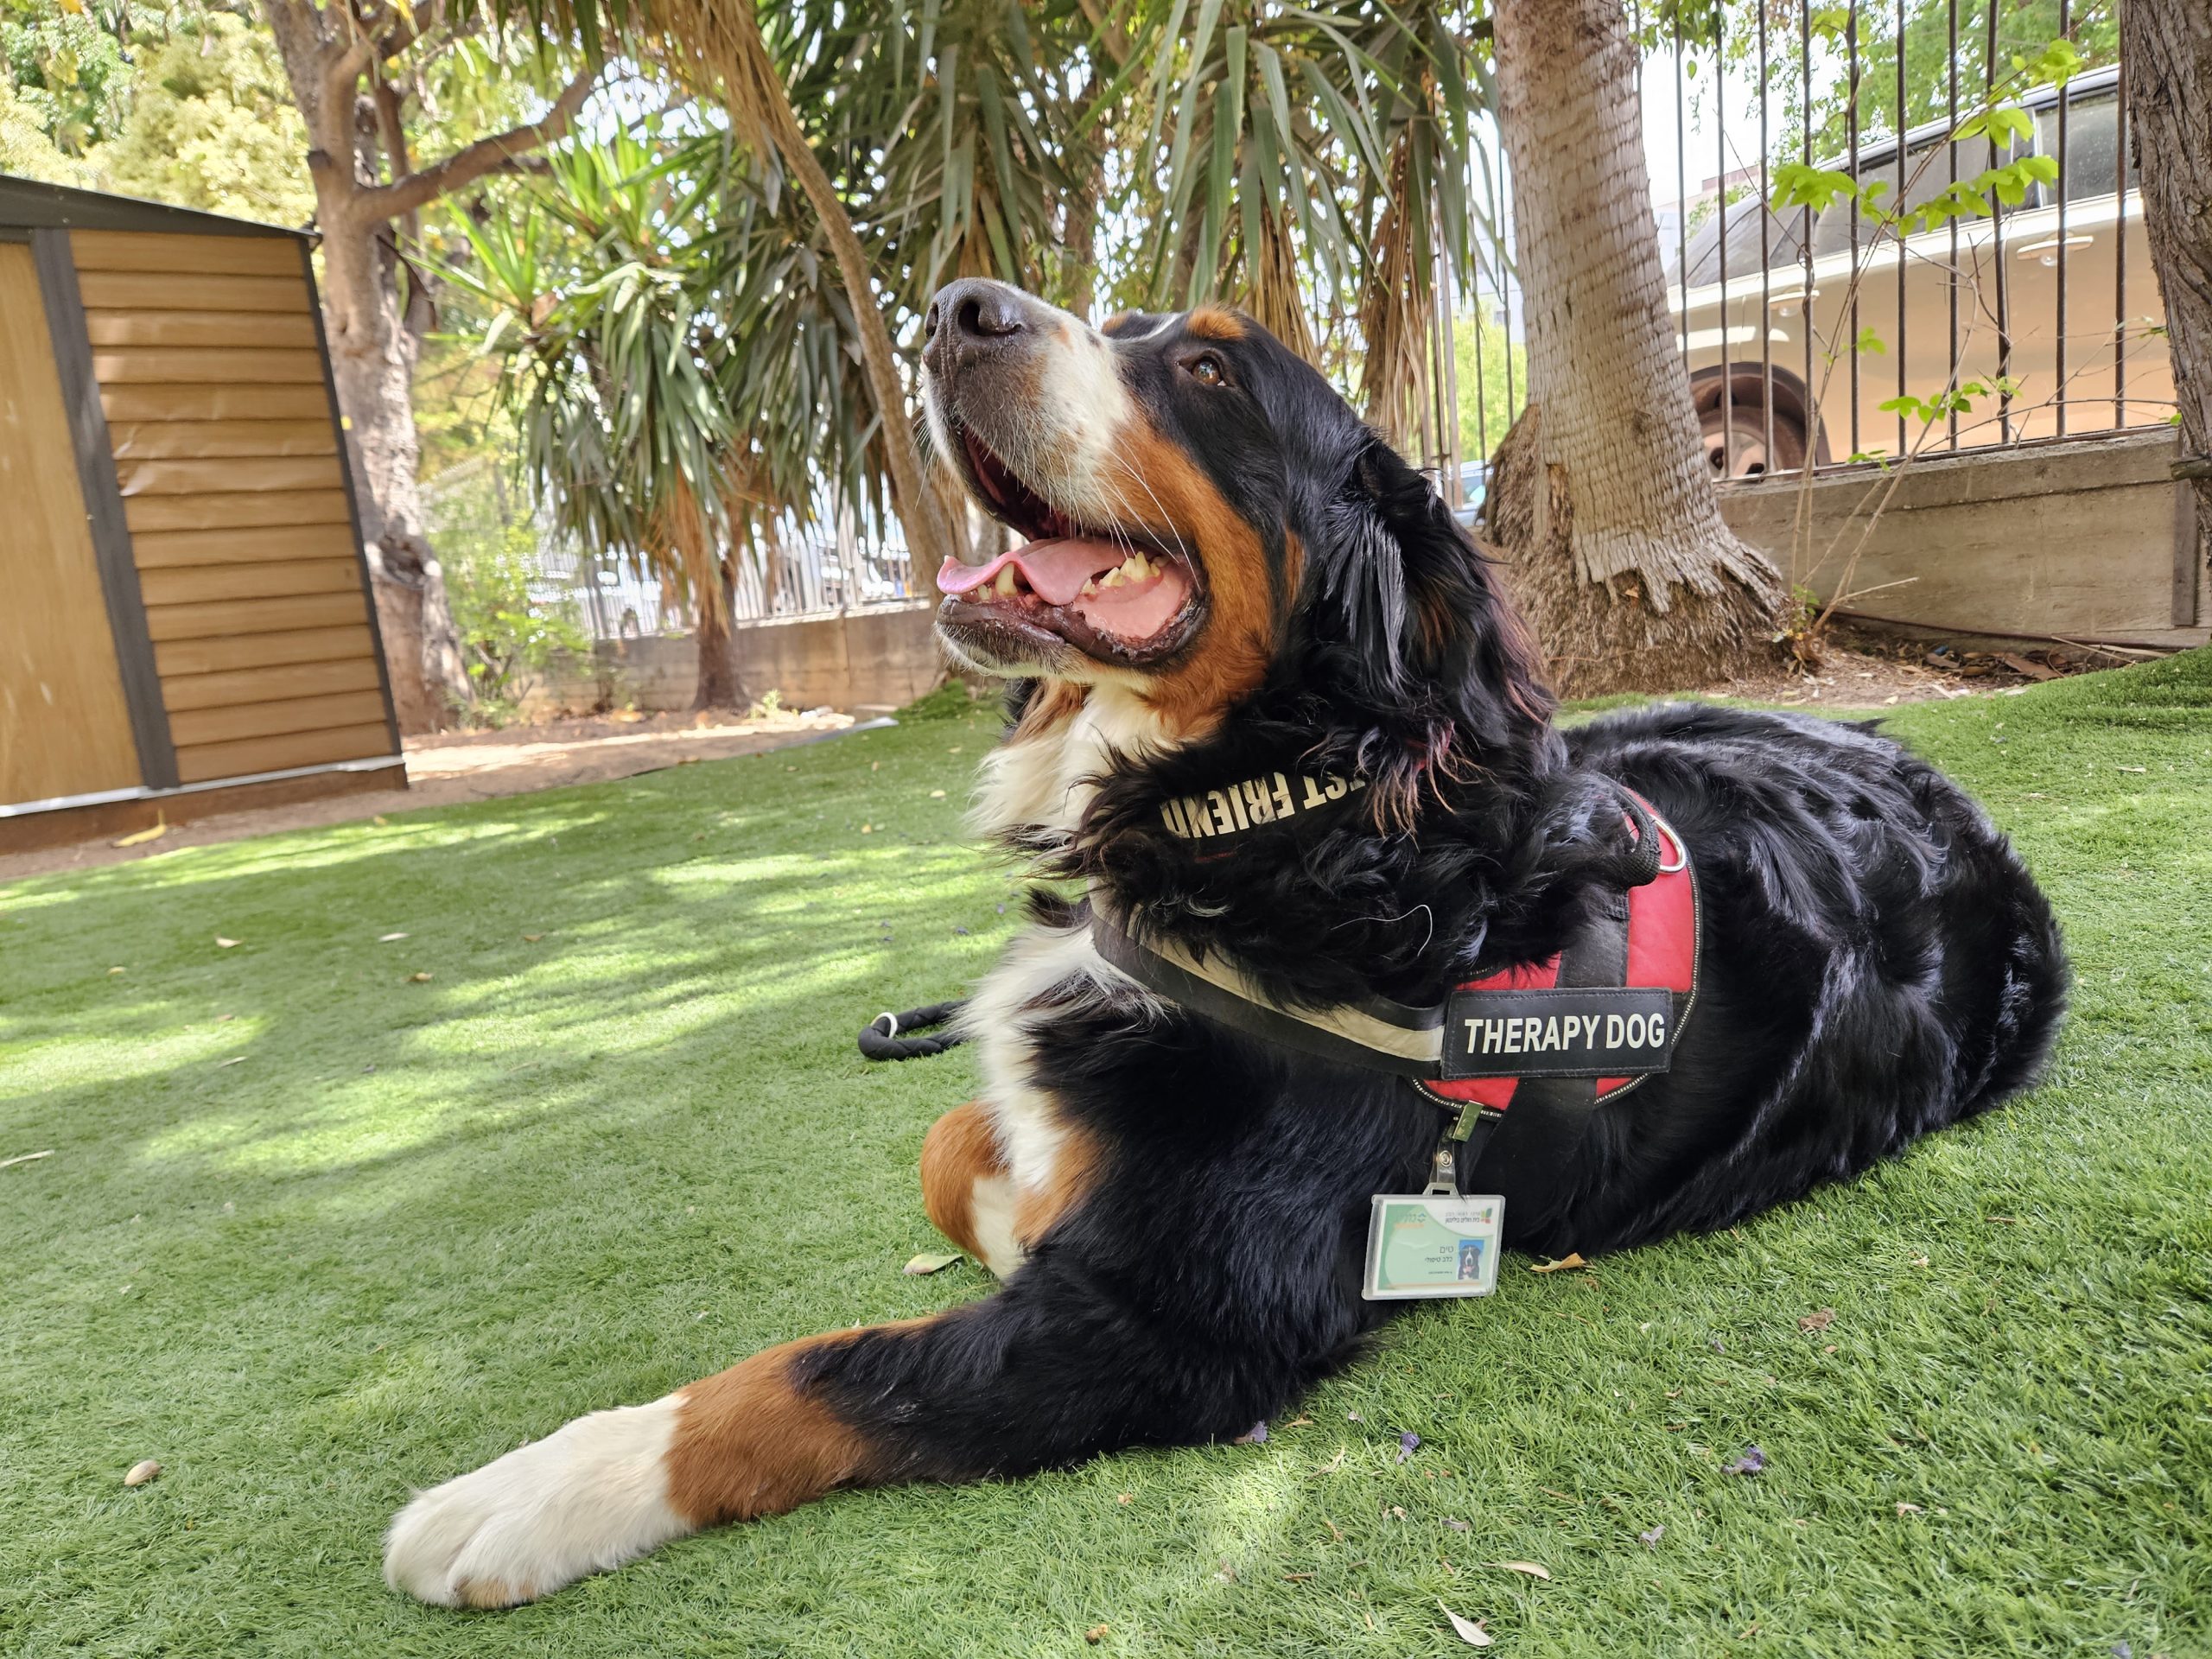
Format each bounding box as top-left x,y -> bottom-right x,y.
1460,0 -> 2176,484
537,498 -> 921,641
425,456 -> 922,643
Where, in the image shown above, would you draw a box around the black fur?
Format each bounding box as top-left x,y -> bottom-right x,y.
797,308 -> 2069,1485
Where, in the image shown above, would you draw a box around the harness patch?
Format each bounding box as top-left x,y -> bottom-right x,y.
1440,987 -> 1676,1080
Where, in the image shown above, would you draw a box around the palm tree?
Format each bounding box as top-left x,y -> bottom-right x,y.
1481,0 -> 1785,693
449,135 -> 753,709
525,0 -> 1491,565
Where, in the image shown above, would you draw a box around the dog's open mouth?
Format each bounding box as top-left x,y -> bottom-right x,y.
938,430 -> 1203,665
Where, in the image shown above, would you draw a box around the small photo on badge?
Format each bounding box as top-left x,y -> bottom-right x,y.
1457,1238 -> 1485,1281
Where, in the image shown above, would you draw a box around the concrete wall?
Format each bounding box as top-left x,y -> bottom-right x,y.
1718,429 -> 2209,647
524,601 -> 945,715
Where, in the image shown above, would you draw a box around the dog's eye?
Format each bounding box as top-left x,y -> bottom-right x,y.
1185,352 -> 1227,387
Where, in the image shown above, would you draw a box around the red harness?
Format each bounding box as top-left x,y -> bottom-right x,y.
1426,799 -> 1700,1117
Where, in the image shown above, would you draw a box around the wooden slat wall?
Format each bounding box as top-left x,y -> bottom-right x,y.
73,229 -> 396,786
0,245 -> 143,804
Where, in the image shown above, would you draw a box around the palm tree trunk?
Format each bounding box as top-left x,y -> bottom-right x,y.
694,558 -> 741,711
652,1 -> 952,595
1483,0 -> 1783,695
2120,0 -> 2212,583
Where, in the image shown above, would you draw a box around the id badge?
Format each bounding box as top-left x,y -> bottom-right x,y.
1361,1192 -> 1504,1300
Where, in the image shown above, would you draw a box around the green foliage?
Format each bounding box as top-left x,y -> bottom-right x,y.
91,11 -> 310,225
430,457 -> 590,721
1452,308 -> 1524,464
0,0 -> 309,219
1877,373 -> 2026,426
1,0 -> 127,155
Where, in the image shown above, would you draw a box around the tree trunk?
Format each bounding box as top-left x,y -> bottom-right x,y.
1483,0 -> 1785,696
694,558 -> 741,710
2122,0 -> 2212,582
263,0 -> 594,730
316,197 -> 472,727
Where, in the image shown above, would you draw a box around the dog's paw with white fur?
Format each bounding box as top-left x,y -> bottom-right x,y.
383,1396 -> 691,1607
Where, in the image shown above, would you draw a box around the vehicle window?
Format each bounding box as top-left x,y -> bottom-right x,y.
1811,130 -> 2021,256
1680,197 -> 1810,286
2035,91 -> 2133,205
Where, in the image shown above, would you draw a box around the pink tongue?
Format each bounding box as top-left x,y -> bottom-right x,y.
936,537 -> 1128,606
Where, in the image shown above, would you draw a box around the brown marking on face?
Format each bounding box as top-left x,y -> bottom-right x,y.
1013,1119 -> 1103,1247
1097,417 -> 1277,734
666,1323 -> 932,1527
1184,305 -> 1248,341
918,1100 -> 1006,1259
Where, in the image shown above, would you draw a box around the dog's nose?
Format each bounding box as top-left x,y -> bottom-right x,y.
923,278 -> 1035,378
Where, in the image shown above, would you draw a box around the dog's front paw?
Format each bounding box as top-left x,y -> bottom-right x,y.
384,1396 -> 691,1607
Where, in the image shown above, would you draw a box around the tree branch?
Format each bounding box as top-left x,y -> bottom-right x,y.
356,68 -> 597,223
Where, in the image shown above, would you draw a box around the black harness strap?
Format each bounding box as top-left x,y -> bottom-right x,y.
1449,889 -> 1630,1230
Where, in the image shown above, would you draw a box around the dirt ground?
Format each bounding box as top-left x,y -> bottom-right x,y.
0,708 -> 863,883
0,638 -> 2112,886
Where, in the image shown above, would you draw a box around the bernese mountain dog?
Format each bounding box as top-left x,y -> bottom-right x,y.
383,280 -> 2068,1608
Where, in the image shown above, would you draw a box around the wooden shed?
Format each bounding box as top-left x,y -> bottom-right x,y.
1,175 -> 404,852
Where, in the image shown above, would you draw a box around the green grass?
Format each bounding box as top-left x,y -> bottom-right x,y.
3,657 -> 2209,1659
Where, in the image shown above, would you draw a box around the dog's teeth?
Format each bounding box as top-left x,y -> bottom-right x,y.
995,566 -> 1019,597
1080,578 -> 1097,595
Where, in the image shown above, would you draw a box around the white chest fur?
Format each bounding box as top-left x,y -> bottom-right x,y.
959,687 -> 1173,1234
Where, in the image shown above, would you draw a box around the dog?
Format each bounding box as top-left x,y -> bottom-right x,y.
383,282 -> 2067,1607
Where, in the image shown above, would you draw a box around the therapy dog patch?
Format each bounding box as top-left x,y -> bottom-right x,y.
1438,987 -> 1677,1081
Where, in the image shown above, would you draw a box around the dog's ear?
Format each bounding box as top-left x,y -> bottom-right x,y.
1301,435 -> 1552,823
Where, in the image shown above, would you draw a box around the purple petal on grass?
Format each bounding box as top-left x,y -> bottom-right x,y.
1233,1421 -> 1268,1445
1638,1524 -> 1664,1548
1722,1445 -> 1766,1477
1396,1430 -> 1421,1464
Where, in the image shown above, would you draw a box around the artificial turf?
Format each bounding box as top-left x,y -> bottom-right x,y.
2,653 -> 2208,1659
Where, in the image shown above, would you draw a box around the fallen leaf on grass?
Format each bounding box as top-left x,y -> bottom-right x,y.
1084,1624 -> 1109,1645
1638,1524 -> 1664,1548
1490,1560 -> 1551,1580
124,1459 -> 161,1486
108,967 -> 125,976
0,1150 -> 55,1171
1722,1446 -> 1767,1476
1445,1517 -> 1471,1532
1116,1493 -> 1132,1505
522,933 -> 544,943
1895,1502 -> 1924,1516
216,1057 -> 245,1068
1529,1253 -> 1586,1274
929,790 -> 947,799
1439,1601 -> 1492,1646
1798,1307 -> 1836,1332
378,931 -> 409,943
1395,1430 -> 1421,1463
2113,766 -> 2146,774
214,937 -> 241,950
1234,1421 -> 1268,1444
901,1251 -> 962,1276
408,971 -> 434,983
861,824 -> 874,835
113,820 -> 168,849
1284,1415 -> 1313,1428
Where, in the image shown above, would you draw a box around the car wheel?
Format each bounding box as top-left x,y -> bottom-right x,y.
1700,398 -> 1808,479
